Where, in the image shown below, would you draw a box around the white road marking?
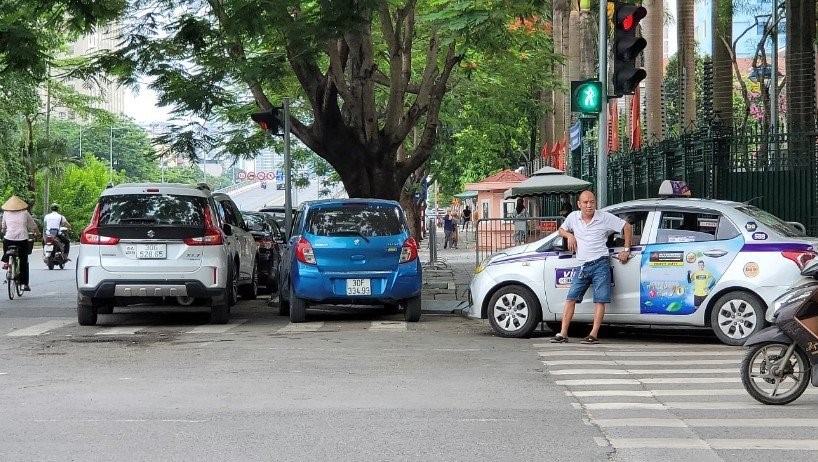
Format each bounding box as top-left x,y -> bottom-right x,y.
609,438 -> 818,451
583,403 -> 667,410
6,319 -> 74,337
685,419 -> 818,427
556,378 -> 641,386
276,322 -> 325,333
571,388 -> 777,397
538,350 -> 743,358
593,418 -> 688,427
664,401 -> 765,410
184,319 -> 248,334
95,326 -> 150,335
544,359 -> 738,366
369,321 -> 407,330
640,377 -> 741,384
548,368 -> 736,375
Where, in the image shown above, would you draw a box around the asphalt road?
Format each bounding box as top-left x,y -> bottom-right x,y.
2,260 -> 818,461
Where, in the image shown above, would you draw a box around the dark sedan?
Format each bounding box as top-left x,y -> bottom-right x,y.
241,211 -> 285,294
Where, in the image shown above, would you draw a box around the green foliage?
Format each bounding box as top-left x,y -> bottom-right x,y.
42,154 -> 111,237
662,51 -> 705,134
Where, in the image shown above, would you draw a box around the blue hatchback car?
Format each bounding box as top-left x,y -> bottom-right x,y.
278,199 -> 422,323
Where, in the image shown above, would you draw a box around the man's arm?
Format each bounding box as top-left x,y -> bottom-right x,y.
617,222 -> 633,263
557,217 -> 576,251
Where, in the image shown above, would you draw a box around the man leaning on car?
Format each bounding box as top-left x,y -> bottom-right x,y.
551,190 -> 632,345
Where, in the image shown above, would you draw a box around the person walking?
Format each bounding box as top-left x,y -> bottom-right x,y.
551,190 -> 632,344
513,198 -> 528,245
462,205 -> 472,231
442,209 -> 455,249
450,211 -> 460,249
1,195 -> 41,291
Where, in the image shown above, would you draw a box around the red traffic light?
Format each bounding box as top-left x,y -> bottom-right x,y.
250,108 -> 283,134
615,5 -> 646,31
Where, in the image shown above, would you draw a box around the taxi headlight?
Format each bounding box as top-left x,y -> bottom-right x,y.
475,253 -> 506,275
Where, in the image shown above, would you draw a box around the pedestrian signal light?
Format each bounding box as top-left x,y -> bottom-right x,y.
250,108 -> 283,135
571,80 -> 603,114
612,3 -> 647,96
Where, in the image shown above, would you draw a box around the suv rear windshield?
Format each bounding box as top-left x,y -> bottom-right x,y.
305,204 -> 405,237
98,194 -> 206,226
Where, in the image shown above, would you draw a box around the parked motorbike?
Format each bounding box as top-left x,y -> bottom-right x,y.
43,226 -> 69,270
741,259 -> 818,404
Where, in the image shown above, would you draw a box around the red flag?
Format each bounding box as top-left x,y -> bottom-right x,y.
608,102 -> 620,153
551,139 -> 560,162
540,142 -> 550,160
630,87 -> 642,151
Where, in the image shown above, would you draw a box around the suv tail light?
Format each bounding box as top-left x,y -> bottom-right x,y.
782,249 -> 817,270
256,236 -> 273,249
81,204 -> 120,245
399,237 -> 418,263
296,237 -> 316,264
185,206 -> 224,246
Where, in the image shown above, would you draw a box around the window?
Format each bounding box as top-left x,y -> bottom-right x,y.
614,210 -> 650,245
98,194 -> 205,226
502,200 -> 517,219
305,204 -> 405,237
656,210 -> 739,243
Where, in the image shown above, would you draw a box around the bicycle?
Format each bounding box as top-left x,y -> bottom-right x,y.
5,245 -> 24,300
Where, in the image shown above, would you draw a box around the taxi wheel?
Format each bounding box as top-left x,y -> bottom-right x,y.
710,291 -> 766,346
488,285 -> 541,338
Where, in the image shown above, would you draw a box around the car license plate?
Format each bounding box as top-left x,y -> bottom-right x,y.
130,243 -> 167,259
346,278 -> 371,295
44,245 -> 53,252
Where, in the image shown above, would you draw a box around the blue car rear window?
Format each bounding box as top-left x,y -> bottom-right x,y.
305,204 -> 404,237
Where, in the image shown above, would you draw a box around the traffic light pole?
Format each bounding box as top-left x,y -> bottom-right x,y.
597,0 -> 608,207
283,98 -> 293,233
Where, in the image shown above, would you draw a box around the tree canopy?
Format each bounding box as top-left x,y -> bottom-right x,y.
92,0 -> 550,203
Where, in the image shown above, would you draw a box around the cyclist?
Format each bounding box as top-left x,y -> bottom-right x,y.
43,203 -> 71,256
1,195 -> 40,291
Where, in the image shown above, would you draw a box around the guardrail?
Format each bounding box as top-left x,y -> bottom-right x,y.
215,180 -> 258,194
471,216 -> 565,267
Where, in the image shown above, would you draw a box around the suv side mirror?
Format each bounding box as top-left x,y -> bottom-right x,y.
222,223 -> 233,236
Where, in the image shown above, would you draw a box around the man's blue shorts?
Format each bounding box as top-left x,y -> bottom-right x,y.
566,256 -> 612,304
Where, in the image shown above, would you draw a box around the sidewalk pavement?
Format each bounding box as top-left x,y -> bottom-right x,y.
419,225 -> 478,315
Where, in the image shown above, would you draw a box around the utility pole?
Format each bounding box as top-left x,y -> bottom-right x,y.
597,0 -> 608,207
283,98 -> 293,233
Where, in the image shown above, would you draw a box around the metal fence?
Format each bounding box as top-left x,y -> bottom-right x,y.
555,127 -> 818,236
472,216 -> 565,267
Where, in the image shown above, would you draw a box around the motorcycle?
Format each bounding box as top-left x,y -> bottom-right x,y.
43,226 -> 69,270
741,259 -> 818,404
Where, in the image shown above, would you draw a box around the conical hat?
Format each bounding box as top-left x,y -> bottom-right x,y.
2,195 -> 28,211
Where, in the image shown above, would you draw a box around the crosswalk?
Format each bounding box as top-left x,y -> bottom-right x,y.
536,342 -> 818,458
2,319 -> 415,337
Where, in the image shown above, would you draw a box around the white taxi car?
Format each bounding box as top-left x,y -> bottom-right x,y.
467,187 -> 816,345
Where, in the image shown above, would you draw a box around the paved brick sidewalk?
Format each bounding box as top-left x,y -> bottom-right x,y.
418,226 -> 477,314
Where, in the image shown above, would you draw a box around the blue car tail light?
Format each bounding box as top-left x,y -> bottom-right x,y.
296,237 -> 316,264
400,237 -> 418,263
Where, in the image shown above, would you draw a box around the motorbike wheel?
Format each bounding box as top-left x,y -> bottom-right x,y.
741,342 -> 811,405
47,258 -> 54,270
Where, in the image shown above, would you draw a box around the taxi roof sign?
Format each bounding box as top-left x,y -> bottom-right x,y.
658,180 -> 692,198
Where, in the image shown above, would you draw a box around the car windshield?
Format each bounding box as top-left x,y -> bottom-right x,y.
98,194 -> 206,226
306,203 -> 404,237
242,213 -> 267,232
734,204 -> 804,237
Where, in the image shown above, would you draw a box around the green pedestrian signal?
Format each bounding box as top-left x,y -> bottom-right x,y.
571,80 -> 603,114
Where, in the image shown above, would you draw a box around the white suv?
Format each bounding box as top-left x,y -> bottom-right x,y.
75,183 -> 259,325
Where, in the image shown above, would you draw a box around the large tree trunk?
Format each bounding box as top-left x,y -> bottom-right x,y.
643,0 -> 663,142
578,8 -> 595,80
677,0 -> 696,132
786,0 -> 817,138
712,0 -> 733,129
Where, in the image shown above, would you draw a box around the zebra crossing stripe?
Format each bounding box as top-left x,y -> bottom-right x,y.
6,319 -> 74,337
276,322 -> 325,333
593,418 -> 687,427
545,359 -> 738,366
548,368 -> 737,375
369,321 -> 407,330
539,350 -> 743,358
609,438 -> 818,450
184,319 -> 248,334
95,326 -> 150,335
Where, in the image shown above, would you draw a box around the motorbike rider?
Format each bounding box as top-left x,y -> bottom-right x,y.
43,203 -> 71,256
